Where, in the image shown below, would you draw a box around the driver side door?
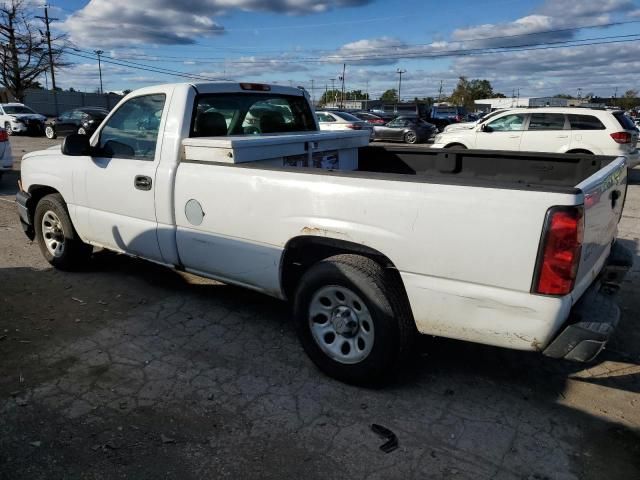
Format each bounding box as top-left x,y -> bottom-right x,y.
475,113 -> 527,151
79,93 -> 168,262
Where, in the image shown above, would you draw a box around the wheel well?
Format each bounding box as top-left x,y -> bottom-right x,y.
28,185 -> 60,215
445,143 -> 466,149
566,149 -> 593,155
280,236 -> 407,302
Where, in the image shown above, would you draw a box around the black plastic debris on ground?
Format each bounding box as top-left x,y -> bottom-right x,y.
370,424 -> 398,453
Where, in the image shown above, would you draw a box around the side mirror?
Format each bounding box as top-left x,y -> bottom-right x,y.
62,133 -> 91,156
481,124 -> 493,133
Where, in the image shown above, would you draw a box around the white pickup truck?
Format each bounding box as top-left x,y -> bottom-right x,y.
16,82 -> 633,384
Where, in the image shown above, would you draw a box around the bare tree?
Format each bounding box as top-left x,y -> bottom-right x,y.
0,0 -> 64,101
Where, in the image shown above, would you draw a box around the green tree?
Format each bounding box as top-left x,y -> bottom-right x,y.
380,88 -> 398,102
449,77 -> 495,109
620,89 -> 639,111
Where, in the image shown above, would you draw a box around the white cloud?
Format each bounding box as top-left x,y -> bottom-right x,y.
60,0 -> 372,47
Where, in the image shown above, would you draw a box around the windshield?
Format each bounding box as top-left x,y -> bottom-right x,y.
192,93 -> 316,136
4,105 -> 36,114
478,110 -> 506,124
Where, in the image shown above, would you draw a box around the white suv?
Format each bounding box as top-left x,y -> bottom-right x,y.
432,107 -> 640,168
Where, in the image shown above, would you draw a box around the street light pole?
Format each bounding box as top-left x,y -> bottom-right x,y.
396,68 -> 406,106
95,50 -> 104,94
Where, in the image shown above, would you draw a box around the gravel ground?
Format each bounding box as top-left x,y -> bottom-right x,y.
1,135 -> 639,480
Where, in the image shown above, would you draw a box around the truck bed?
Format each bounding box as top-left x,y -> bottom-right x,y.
357,146 -> 615,192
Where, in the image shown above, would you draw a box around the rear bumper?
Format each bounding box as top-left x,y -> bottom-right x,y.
625,149 -> 639,169
16,189 -> 35,240
543,242 -> 633,362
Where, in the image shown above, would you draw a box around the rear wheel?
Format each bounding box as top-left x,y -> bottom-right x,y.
293,254 -> 416,385
45,126 -> 56,139
404,131 -> 418,144
34,194 -> 92,270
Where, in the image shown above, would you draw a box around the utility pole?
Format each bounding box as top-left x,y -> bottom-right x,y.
36,5 -> 59,114
339,64 -> 346,109
330,78 -> 336,106
94,50 -> 104,94
613,86 -> 618,107
36,5 -> 58,91
577,87 -> 582,99
365,80 -> 369,111
396,68 -> 406,105
310,79 -> 315,106
438,80 -> 443,102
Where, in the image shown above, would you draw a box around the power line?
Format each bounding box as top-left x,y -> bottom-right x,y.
80,33 -> 640,67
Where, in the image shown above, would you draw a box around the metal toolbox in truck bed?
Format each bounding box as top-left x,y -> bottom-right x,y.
181,130 -> 370,170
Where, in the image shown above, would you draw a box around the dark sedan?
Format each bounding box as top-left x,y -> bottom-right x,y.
373,116 -> 437,144
45,107 -> 109,139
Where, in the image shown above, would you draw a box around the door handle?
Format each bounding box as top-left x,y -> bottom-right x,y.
134,175 -> 152,191
508,135 -> 520,138
557,135 -> 569,139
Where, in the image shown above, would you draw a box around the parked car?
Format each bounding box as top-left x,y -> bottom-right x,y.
0,127 -> 13,180
373,116 -> 437,144
45,107 -> 110,139
316,110 -> 373,138
0,103 -> 46,136
352,111 -> 386,125
432,107 -> 640,168
443,109 -> 510,133
16,82 -> 632,385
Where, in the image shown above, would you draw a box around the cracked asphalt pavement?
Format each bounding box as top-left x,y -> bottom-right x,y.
1,136 -> 639,479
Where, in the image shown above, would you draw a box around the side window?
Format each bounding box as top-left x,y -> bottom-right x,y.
567,114 -> 606,130
528,113 -> 566,130
99,94 -> 166,160
387,119 -> 403,127
70,111 -> 84,121
487,114 -> 526,131
59,111 -> 71,121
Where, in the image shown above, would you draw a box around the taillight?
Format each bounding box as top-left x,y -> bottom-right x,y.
610,131 -> 631,144
239,83 -> 270,91
346,123 -> 362,130
533,206 -> 584,295
0,129 -> 7,142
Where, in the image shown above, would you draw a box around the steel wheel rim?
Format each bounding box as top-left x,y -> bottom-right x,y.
308,285 -> 375,364
45,126 -> 54,138
78,127 -> 86,135
41,210 -> 65,257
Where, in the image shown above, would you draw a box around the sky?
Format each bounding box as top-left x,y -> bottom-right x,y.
37,0 -> 640,101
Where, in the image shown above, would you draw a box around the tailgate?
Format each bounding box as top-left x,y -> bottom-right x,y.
573,157 -> 627,299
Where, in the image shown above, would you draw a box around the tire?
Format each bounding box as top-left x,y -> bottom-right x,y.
34,193 -> 92,270
445,143 -> 467,149
293,254 -> 416,385
404,131 -> 418,144
45,126 -> 56,139
77,127 -> 87,135
4,122 -> 12,136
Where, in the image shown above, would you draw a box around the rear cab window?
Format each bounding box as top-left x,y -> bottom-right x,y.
568,114 -> 605,130
192,93 -> 316,136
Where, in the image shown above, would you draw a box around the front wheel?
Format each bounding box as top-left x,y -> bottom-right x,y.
4,122 -> 12,136
34,194 -> 92,270
293,254 -> 416,385
404,131 -> 418,144
45,126 -> 56,139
